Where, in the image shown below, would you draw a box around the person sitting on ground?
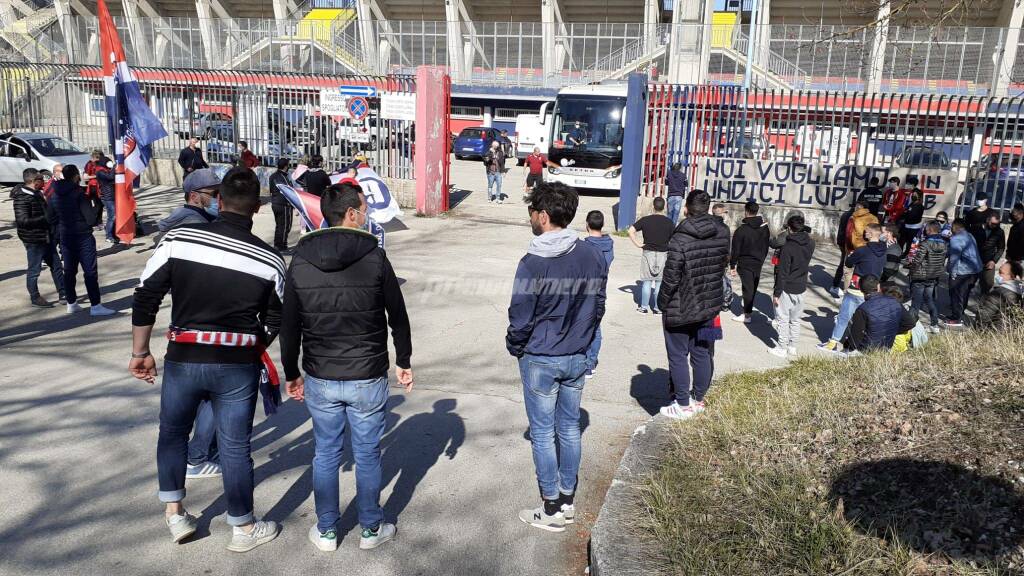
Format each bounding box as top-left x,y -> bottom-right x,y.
628,197 -> 675,314
975,260 -> 1023,328
729,200 -> 771,324
843,275 -> 915,354
881,222 -> 902,283
884,284 -> 921,353
769,212 -> 815,359
907,221 -> 947,334
158,168 -> 219,236
819,223 -> 887,353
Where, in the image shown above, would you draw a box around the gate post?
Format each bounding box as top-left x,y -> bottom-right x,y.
617,73 -> 648,230
415,66 -> 449,216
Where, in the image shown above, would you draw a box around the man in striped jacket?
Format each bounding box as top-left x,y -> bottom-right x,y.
129,167 -> 284,553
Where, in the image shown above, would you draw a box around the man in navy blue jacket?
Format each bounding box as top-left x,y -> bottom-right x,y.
507,182 -> 607,533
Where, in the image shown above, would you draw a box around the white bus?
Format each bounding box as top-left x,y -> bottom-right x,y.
544,84 -> 627,191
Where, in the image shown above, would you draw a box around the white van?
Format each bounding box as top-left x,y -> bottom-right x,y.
514,105 -> 551,164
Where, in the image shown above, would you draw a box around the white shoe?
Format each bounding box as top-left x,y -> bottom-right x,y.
90,304 -> 116,316
788,346 -> 798,356
691,400 -> 706,414
66,302 -> 83,314
659,401 -> 700,421
730,313 -> 746,322
928,325 -> 940,334
768,346 -> 788,358
227,520 -> 279,553
308,524 -> 338,552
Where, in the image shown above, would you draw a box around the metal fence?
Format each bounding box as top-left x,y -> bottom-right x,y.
641,84 -> 1024,219
6,15 -> 1024,95
0,63 -> 417,180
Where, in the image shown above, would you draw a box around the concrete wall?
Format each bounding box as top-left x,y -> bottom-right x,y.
141,159 -> 418,210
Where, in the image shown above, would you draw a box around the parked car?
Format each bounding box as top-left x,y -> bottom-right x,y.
175,112 -> 233,140
969,153 -> 1024,182
206,129 -> 298,166
0,132 -> 91,185
719,133 -> 774,160
959,176 -> 1024,222
453,127 -> 501,160
894,145 -> 951,169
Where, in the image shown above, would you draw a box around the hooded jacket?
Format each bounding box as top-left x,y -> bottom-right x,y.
846,241 -> 887,283
506,229 -> 607,358
976,278 -> 1023,326
847,208 -> 879,252
909,236 -> 948,281
773,228 -> 815,296
730,215 -> 771,270
158,205 -> 214,233
657,213 -> 731,328
280,227 -> 411,381
583,234 -> 615,268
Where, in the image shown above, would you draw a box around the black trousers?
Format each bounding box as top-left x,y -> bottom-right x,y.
271,202 -> 293,250
832,249 -> 847,289
737,264 -> 760,315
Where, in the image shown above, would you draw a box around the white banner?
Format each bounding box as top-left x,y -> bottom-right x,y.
380,92 -> 417,121
319,89 -> 349,117
693,158 -> 959,216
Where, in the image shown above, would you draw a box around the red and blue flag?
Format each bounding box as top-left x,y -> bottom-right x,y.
98,0 -> 167,244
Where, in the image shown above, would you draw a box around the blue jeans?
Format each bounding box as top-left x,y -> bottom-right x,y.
909,280 -> 939,327
666,195 -> 683,224
102,198 -> 116,241
518,353 -> 587,500
486,172 -> 503,200
60,233 -> 101,306
187,400 -> 219,465
304,375 -> 388,533
24,241 -> 64,299
641,279 -> 662,311
829,291 -> 864,342
157,361 -> 260,526
585,326 -> 602,371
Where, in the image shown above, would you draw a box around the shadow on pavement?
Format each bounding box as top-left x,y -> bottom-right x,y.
630,365 -> 671,416
0,278 -> 138,347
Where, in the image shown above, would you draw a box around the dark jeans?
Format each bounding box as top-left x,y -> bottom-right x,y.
948,273 -> 978,322
271,201 -> 293,250
102,198 -> 116,241
909,279 -> 939,327
664,325 -> 714,406
157,360 -> 259,526
60,233 -> 101,306
736,264 -> 760,315
832,249 -> 847,289
24,241 -> 65,299
980,267 -> 996,294
187,400 -> 219,465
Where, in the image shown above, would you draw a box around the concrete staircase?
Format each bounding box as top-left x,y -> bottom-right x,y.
0,7 -> 58,62
709,30 -> 806,89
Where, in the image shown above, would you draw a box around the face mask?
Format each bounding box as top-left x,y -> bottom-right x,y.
206,197 -> 219,218
995,275 -> 1004,286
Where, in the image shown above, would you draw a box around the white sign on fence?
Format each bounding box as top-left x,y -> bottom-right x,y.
319,89 -> 350,116
693,158 -> 959,216
381,92 -> 417,121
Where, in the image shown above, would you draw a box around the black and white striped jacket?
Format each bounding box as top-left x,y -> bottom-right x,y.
132,212 -> 285,364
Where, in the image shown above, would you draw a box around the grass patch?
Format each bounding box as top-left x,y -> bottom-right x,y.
638,324 -> 1024,575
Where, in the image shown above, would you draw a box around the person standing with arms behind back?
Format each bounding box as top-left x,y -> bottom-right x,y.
507,182 -> 606,532
628,197 -> 675,314
280,183 -> 412,553
657,190 -> 730,421
664,162 -> 688,224
729,201 -> 770,324
129,167 -> 282,552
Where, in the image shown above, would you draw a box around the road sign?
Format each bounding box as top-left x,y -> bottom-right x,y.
381,92 -> 417,121
348,97 -> 369,121
319,89 -> 348,115
339,85 -> 378,98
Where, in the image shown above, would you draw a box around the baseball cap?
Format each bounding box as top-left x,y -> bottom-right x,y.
182,168 -> 221,200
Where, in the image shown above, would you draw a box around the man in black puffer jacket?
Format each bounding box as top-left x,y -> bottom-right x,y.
728,201 -> 770,323
657,190 -> 730,421
13,168 -> 65,308
279,182 -> 411,551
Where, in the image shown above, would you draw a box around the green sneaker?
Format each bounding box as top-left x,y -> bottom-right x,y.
359,523 -> 396,550
308,524 -> 337,552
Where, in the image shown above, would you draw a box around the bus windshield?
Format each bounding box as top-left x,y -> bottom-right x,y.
552,96 -> 626,153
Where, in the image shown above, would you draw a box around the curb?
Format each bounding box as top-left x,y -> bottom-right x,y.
589,415 -> 675,576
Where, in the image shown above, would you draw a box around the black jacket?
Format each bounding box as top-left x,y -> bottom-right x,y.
909,236 -> 947,281
95,167 -> 115,202
657,214 -> 731,328
729,216 -> 770,270
980,226 -> 1006,264
280,227 -> 412,381
858,186 -> 884,215
268,170 -> 293,205
901,203 -> 924,226
132,212 -> 284,364
773,228 -> 815,296
299,169 -> 331,198
1008,219 -> 1024,262
12,185 -> 52,245
177,146 -> 208,172
50,179 -> 100,236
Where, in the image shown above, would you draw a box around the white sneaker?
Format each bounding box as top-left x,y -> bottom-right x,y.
928,325 -> 940,334
359,522 -> 397,549
730,313 -> 746,322
659,401 -> 700,421
788,346 -> 798,356
691,400 -> 706,414
768,346 -> 788,358
89,304 -> 116,316
560,503 -> 575,524
166,512 -> 198,543
829,287 -> 843,300
308,524 -> 338,552
66,302 -> 83,314
227,520 -> 279,553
